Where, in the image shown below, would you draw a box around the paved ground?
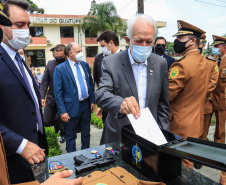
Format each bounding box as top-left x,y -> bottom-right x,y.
58,125 -> 224,183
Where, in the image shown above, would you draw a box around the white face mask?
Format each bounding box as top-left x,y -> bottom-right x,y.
4,28 -> 30,50
21,55 -> 26,61
76,52 -> 84,62
101,47 -> 112,56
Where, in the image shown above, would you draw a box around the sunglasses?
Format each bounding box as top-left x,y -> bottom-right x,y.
156,44 -> 166,47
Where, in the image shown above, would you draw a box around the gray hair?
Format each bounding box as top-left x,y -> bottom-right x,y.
126,14 -> 158,40
66,42 -> 76,55
188,35 -> 200,46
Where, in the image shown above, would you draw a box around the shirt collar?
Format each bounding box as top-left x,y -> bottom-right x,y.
128,47 -> 147,65
1,42 -> 17,61
68,57 -> 79,66
115,48 -> 120,54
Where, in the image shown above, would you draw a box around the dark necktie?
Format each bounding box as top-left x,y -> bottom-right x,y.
74,63 -> 87,99
15,53 -> 43,134
218,58 -> 222,67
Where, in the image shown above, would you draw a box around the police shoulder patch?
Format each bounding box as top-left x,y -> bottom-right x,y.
207,56 -> 217,61
175,56 -> 185,62
170,67 -> 179,78
215,65 -> 219,72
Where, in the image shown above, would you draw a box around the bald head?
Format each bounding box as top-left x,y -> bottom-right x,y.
66,42 -> 82,62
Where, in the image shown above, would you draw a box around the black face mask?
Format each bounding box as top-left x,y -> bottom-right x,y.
198,48 -> 202,54
155,45 -> 165,56
173,39 -> 191,54
0,28 -> 3,43
55,57 -> 66,63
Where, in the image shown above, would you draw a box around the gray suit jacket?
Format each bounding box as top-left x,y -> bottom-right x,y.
95,48 -> 170,144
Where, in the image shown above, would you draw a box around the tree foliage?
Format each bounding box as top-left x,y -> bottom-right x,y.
25,0 -> 44,14
81,1 -> 126,38
203,42 -> 212,56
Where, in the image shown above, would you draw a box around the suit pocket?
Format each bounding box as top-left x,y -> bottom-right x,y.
63,98 -> 72,102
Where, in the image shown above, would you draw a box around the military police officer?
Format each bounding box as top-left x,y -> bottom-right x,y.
199,34 -> 219,141
210,35 -> 226,185
169,20 -> 208,169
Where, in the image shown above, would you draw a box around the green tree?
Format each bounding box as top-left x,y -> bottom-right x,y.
25,0 -> 44,14
88,0 -> 97,16
203,42 -> 212,56
81,2 -> 126,38
167,41 -> 175,55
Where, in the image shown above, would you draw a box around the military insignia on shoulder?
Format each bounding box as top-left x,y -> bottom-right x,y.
207,56 -> 217,61
175,56 -> 185,62
170,67 -> 179,79
215,65 -> 219,72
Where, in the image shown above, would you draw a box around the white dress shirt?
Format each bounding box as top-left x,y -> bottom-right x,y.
128,48 -> 147,109
1,43 -> 41,154
68,58 -> 89,101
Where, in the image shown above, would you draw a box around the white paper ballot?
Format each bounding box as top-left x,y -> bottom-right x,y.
127,107 -> 167,146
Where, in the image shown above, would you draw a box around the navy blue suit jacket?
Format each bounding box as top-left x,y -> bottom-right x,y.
163,54 -> 175,71
53,59 -> 95,118
0,45 -> 47,156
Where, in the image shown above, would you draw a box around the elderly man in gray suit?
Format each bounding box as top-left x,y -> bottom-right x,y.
95,14 -> 170,144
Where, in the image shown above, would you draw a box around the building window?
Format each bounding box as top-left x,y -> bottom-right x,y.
60,26 -> 74,38
26,50 -> 45,67
86,46 -> 98,57
30,27 -> 44,37
85,29 -> 97,38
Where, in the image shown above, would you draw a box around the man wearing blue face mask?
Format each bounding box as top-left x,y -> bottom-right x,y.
0,0 -> 48,183
95,14 -> 170,144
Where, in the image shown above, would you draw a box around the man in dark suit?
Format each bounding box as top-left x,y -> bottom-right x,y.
54,42 -> 95,153
93,30 -> 120,122
154,36 -> 175,71
95,14 -> 170,144
0,0 -> 48,184
93,30 -> 120,87
40,44 -> 66,143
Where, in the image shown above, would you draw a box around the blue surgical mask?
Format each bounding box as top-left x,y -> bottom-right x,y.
131,44 -> 153,63
212,47 -> 221,56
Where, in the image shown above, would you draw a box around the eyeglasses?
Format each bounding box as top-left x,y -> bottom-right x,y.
156,44 -> 166,47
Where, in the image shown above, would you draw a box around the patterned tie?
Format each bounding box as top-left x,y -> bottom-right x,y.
74,63 -> 87,99
218,58 -> 222,67
15,52 -> 43,134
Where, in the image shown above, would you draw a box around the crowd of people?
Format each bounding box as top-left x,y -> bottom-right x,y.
0,0 -> 225,185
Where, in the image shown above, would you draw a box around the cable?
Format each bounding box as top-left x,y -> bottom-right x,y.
118,0 -> 136,13
194,0 -> 226,7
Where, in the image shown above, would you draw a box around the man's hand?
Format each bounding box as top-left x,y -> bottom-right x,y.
91,103 -> 95,113
120,96 -> 140,119
96,107 -> 102,118
41,170 -> 82,185
21,141 -> 45,165
61,112 -> 71,123
41,99 -> 46,107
